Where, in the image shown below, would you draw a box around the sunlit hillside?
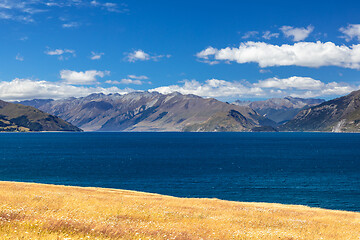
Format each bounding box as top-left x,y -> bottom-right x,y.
0,181 -> 359,239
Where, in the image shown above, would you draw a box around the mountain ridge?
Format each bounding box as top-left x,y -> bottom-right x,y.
234,96 -> 325,123
279,90 -> 360,132
19,92 -> 275,132
0,100 -> 81,132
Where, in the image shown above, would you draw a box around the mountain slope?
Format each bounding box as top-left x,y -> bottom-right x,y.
183,109 -> 276,132
23,92 -> 274,132
0,100 -> 81,132
280,90 -> 360,132
234,97 -> 324,123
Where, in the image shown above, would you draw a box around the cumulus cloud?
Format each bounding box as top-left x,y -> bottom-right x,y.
150,79 -> 263,98
280,25 -> 314,41
45,48 -> 76,60
90,51 -> 104,60
126,50 -> 171,62
60,70 -> 110,85
196,41 -> 360,69
340,24 -> 360,42
0,78 -> 132,101
126,50 -> 150,62
0,76 -> 357,101
255,76 -> 324,90
149,77 -> 357,99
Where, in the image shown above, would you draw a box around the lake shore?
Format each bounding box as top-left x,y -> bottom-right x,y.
1,181 -> 359,239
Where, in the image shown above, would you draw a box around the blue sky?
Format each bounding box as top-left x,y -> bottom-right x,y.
1,0 -> 360,101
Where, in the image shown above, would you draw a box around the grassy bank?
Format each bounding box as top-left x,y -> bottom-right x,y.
0,181 -> 359,239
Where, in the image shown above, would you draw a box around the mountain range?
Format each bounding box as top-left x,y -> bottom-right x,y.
234,97 -> 325,124
14,89 -> 360,133
0,100 -> 81,132
19,92 -> 275,132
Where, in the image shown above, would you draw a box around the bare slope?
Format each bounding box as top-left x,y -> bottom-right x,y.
0,100 -> 81,132
234,96 -> 324,124
280,90 -> 360,132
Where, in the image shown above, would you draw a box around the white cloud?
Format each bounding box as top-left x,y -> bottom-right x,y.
15,53 -> 24,61
45,48 -> 76,60
60,70 -> 110,85
340,24 -> 360,42
126,50 -> 150,62
242,31 -> 258,39
0,11 -> 33,22
0,76 -> 356,101
150,79 -> 264,98
255,76 -> 324,90
196,41 -> 360,69
128,75 -> 148,80
0,78 -> 132,101
105,75 -> 150,85
259,69 -> 271,74
0,11 -> 11,19
62,21 -> 80,28
280,25 -> 314,41
90,51 -> 104,60
90,1 -> 127,13
149,77 -> 357,99
262,31 -> 279,40
126,50 -> 171,62
0,0 -> 39,22
106,79 -> 143,85
0,0 -> 127,23
45,48 -> 74,55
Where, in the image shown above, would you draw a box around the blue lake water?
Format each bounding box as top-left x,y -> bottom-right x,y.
0,132 -> 360,212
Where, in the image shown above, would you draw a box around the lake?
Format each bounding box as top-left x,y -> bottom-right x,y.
1,132 -> 359,212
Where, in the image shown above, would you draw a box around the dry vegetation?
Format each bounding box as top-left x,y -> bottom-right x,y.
0,181 -> 359,239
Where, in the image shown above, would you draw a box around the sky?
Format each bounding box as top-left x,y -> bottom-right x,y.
1,0 -> 360,101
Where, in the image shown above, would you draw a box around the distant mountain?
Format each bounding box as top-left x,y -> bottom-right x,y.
15,99 -> 54,109
234,97 -> 325,123
279,90 -> 360,132
20,92 -> 275,132
0,100 -> 81,132
183,109 -> 276,132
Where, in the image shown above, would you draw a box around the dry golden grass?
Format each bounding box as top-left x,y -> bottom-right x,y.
0,181 -> 359,240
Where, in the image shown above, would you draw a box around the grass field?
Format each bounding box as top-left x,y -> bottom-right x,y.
0,181 -> 359,239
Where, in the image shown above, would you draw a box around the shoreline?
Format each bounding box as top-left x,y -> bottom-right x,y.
1,181 -> 360,239
1,130 -> 360,133
2,180 -> 359,213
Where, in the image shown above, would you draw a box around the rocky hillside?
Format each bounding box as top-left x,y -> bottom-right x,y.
0,100 -> 81,132
234,97 -> 324,124
20,92 -> 275,132
183,109 -> 276,132
279,90 -> 360,132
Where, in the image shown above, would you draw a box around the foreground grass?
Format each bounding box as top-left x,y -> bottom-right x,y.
0,182 -> 359,239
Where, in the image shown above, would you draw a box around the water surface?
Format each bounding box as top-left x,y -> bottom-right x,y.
1,132 -> 359,211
